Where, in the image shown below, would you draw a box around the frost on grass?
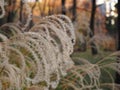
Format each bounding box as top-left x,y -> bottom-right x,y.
0,13 -> 75,89
58,52 -> 120,90
0,1 -> 120,90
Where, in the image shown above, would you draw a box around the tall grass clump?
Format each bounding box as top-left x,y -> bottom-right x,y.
0,0 -> 120,90
57,51 -> 120,90
0,14 -> 76,89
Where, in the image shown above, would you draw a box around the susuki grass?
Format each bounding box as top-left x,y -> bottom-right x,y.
0,14 -> 76,90
56,51 -> 120,90
0,0 -> 120,90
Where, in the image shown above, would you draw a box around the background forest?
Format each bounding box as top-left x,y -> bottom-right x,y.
0,0 -> 120,90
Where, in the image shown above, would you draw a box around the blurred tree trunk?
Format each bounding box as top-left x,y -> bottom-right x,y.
42,0 -> 47,16
115,0 -> 120,84
90,0 -> 98,55
61,0 -> 66,15
0,0 -> 16,25
7,0 -> 16,22
29,0 -> 38,29
116,0 -> 120,50
19,0 -> 23,22
72,0 -> 76,22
